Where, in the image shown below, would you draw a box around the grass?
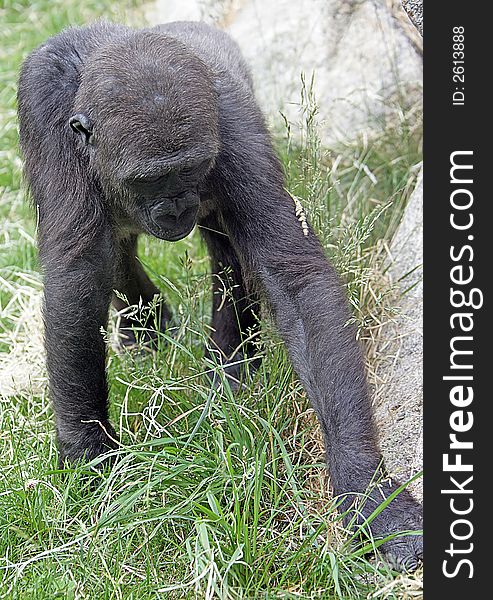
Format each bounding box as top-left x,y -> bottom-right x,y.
0,1 -> 422,598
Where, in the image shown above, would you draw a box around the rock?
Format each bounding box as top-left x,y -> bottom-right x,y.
374,171 -> 423,500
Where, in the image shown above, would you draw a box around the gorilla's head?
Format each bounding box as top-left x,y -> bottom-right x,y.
70,31 -> 219,241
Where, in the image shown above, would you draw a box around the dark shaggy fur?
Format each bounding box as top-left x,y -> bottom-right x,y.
17,21 -> 422,571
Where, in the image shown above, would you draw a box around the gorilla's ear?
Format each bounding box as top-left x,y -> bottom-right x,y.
69,114 -> 93,144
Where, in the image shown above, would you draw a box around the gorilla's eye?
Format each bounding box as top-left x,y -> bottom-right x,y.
142,175 -> 163,184
132,174 -> 167,188
181,159 -> 210,179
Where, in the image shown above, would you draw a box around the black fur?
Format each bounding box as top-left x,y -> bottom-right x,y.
17,21 -> 422,570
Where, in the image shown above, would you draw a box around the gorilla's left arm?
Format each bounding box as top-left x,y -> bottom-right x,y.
211,86 -> 423,570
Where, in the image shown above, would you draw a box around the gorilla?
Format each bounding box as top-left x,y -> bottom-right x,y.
17,21 -> 422,570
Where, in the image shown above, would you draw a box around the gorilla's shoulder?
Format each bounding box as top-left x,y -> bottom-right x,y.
22,21 -> 130,71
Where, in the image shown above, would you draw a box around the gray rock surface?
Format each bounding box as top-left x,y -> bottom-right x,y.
374,171 -> 423,499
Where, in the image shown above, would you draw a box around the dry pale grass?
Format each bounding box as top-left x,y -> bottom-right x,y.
0,276 -> 45,398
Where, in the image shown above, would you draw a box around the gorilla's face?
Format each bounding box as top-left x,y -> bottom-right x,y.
70,31 -> 220,241
120,156 -> 214,241
83,124 -> 218,241
70,111 -> 218,240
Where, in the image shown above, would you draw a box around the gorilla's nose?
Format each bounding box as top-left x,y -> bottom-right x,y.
150,198 -> 198,234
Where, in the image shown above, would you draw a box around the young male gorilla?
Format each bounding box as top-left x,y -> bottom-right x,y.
17,21 -> 422,571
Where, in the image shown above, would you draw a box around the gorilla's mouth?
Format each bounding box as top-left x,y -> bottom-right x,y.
145,215 -> 197,242
159,223 -> 196,242
139,202 -> 198,242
